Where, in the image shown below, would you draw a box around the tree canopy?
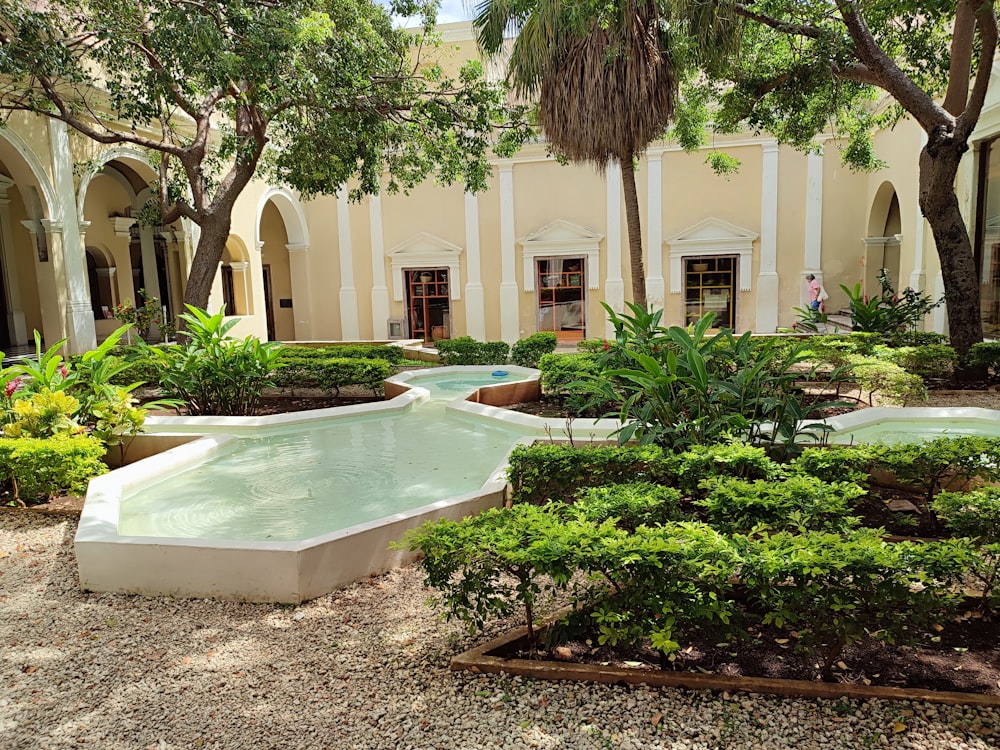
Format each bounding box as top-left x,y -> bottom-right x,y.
0,0 -> 530,311
673,0 -> 997,363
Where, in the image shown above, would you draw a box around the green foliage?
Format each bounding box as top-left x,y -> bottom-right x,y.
807,333 -> 883,363
273,356 -> 390,396
506,443 -> 678,505
510,332 -> 558,368
968,342 -> 1000,376
537,352 -> 601,397
587,305 -> 844,452
4,390 -> 82,438
882,344 -> 956,380
0,435 -> 108,505
433,337 -> 510,366
790,445 -> 884,485
141,305 -> 284,416
845,355 -> 927,406
932,489 -> 1000,545
277,344 -> 405,365
878,437 -> 1000,504
740,530 -> 969,680
675,441 -> 783,495
885,331 -> 949,348
839,271 -> 943,335
114,290 -> 162,339
695,475 -> 864,534
571,482 -> 682,531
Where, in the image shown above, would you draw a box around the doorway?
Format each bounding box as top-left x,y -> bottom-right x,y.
536,257 -> 585,341
406,268 -> 451,342
684,256 -> 736,329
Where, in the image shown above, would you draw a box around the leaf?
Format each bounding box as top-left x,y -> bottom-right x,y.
892,722 -> 907,734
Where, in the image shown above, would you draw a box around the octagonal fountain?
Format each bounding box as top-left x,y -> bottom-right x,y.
75,366 -> 621,603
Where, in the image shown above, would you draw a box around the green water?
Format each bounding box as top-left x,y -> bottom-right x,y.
118,371 -> 531,541
832,419 -> 1000,445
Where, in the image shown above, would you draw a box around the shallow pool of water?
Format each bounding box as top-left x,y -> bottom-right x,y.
117,370 -> 532,541
831,418 -> 1000,445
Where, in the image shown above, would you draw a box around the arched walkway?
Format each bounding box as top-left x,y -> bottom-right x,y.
256,187 -> 312,341
864,181 -> 903,296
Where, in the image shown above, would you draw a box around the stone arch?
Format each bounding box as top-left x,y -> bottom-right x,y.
84,244 -> 119,322
256,187 -> 310,341
867,181 -> 902,238
255,186 -> 309,248
864,181 -> 903,295
0,129 -> 56,220
76,146 -> 156,217
217,235 -> 252,317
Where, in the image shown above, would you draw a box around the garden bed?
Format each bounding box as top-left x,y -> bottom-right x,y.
453,611 -> 1000,706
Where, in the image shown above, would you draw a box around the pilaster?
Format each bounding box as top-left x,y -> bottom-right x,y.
755,141 -> 780,333
498,162 -> 519,342
464,191 -> 486,340
336,190 -> 359,340
605,162 -> 625,338
368,195 -> 390,340
286,243 -> 313,340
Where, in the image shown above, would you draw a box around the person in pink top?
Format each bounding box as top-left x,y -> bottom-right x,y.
806,274 -> 821,313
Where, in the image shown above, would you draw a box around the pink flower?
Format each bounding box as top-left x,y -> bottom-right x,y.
60,365 -> 68,378
603,340 -> 609,352
5,376 -> 22,398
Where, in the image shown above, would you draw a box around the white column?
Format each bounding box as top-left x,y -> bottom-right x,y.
286,243 -> 313,340
230,261 -> 252,318
909,131 -> 930,296
48,120 -> 97,353
498,163 -> 519,342
755,141 -> 780,332
605,162 -> 625,338
367,196 -> 390,340
801,147 -> 825,305
0,176 -> 28,345
932,270 -> 947,334
336,190 -> 360,340
645,152 -> 665,310
464,190 -> 486,340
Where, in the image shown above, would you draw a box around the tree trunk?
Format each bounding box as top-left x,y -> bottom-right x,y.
918,135 -> 982,378
620,157 -> 647,308
182,213 -> 233,312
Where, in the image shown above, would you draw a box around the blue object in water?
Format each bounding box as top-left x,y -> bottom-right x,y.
492,370 -> 508,377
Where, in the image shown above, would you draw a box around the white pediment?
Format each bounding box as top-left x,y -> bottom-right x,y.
668,217 -> 759,245
388,232 -> 463,302
519,220 -> 603,292
388,232 -> 463,257
666,217 -> 759,293
520,219 -> 603,248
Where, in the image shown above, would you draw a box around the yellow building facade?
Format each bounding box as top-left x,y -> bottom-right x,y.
1,22 -> 998,353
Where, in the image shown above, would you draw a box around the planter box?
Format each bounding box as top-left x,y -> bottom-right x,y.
452,616 -> 1000,708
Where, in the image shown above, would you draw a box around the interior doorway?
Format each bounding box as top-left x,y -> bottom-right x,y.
536,257 -> 585,341
684,256 -> 736,329
262,264 -> 276,341
406,268 -> 451,342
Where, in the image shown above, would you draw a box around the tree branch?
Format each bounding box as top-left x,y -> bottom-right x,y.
955,2 -> 999,140
942,0 -> 977,116
732,3 -> 825,39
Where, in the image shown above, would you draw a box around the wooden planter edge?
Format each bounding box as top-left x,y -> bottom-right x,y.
451,620 -> 1000,708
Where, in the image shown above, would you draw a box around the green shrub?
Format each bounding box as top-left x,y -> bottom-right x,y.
278,344 -> 404,365
886,331 -> 949,348
932,488 -> 1000,543
0,435 -> 108,505
536,352 -> 600,396
877,436 -> 1000,503
434,336 -> 510,366
107,353 -> 163,388
695,475 -> 864,534
273,357 -> 390,396
790,445 -> 884,484
845,355 -> 926,405
510,332 -> 558,368
571,482 -> 682,531
576,338 -> 608,353
140,306 -> 283,416
883,344 -> 956,380
740,530 -> 969,680
968,341 -> 1000,375
675,442 -> 783,495
506,443 -> 678,505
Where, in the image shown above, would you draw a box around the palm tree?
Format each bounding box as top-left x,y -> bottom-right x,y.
473,0 -> 740,308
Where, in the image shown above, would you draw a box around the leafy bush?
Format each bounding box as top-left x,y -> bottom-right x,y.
510,332 -> 558,368
877,436 -> 1000,503
883,344 -> 956,380
4,389 -> 82,438
740,530 -> 969,680
576,338 -> 609,353
886,331 -> 949,348
695,475 -> 864,534
675,442 -> 783,495
106,351 -> 163,388
790,444 -> 884,484
845,355 -> 926,405
840,270 -> 943,335
140,305 -> 284,416
968,341 -> 1000,376
434,336 -> 510,365
506,443 -> 678,505
571,482 -> 682,531
278,344 -> 404,365
0,435 -> 108,505
273,357 -> 390,396
536,352 -> 600,397
933,489 -> 1000,610
587,306 -> 844,452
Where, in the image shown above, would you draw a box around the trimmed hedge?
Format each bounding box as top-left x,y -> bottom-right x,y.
510,332 -> 558,368
0,435 -> 108,504
536,352 -> 600,396
434,336 -> 510,366
273,357 -> 391,396
277,344 -> 405,365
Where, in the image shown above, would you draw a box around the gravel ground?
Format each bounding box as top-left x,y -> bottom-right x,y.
2,512 -> 998,750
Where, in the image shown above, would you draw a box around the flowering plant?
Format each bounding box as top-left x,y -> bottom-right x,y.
115,290 -> 162,339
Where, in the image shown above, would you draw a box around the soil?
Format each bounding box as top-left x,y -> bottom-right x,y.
519,614 -> 1000,696
142,393 -> 381,416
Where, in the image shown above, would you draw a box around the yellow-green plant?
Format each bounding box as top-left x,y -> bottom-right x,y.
4,389 -> 82,438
